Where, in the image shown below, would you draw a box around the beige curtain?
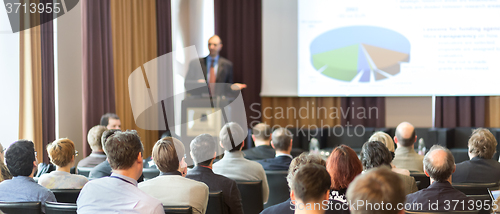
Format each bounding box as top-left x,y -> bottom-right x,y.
110,0 -> 158,158
261,97 -> 342,128
19,3 -> 43,162
486,96 -> 500,127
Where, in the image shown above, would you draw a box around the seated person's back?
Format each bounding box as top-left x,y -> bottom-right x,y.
452,128 -> 500,183
78,125 -> 107,168
38,138 -> 88,189
392,122 -> 424,172
77,130 -> 163,214
186,134 -> 244,214
360,141 -> 418,195
244,123 -> 275,160
406,145 -> 472,211
139,137 -> 209,214
0,140 -> 56,203
347,167 -> 406,214
260,153 -> 349,214
213,122 -> 269,203
289,163 -> 331,214
257,128 -> 294,171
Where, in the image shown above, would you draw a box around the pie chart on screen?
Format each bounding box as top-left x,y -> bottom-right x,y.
310,26 -> 411,82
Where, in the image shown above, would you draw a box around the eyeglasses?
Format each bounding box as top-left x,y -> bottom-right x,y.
75,150 -> 79,157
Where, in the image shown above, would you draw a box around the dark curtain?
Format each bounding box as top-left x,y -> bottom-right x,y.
341,97 -> 386,128
156,0 -> 174,136
214,0 -> 262,126
82,0 -> 115,157
435,96 -> 485,128
40,1 -> 56,164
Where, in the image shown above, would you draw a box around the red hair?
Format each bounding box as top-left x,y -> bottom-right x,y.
326,145 -> 363,190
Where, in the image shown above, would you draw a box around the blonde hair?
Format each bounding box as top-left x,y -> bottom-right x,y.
87,125 -> 107,151
369,131 -> 395,152
468,128 -> 497,159
47,138 -> 75,167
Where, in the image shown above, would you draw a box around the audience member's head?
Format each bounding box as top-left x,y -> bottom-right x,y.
5,140 -> 37,177
271,128 -> 293,153
0,143 -> 12,181
219,122 -> 245,152
87,125 -> 107,152
468,128 -> 497,159
190,134 -> 217,166
252,123 -> 272,145
395,122 -> 416,147
327,145 -> 363,190
423,145 -> 455,182
100,113 -> 121,130
0,143 -> 4,161
47,138 -> 77,168
347,167 -> 405,214
360,141 -> 393,170
153,137 -> 186,174
104,130 -> 144,179
369,131 -> 395,153
101,129 -> 121,154
290,164 -> 331,206
287,153 -> 326,189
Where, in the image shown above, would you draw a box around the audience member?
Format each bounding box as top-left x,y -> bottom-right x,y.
77,130 -> 163,213
186,134 -> 244,214
38,138 -> 88,189
100,113 -> 121,130
326,145 -> 363,204
89,129 -> 145,182
244,123 -> 275,160
213,122 -> 269,204
290,164 -> 331,214
78,125 -> 107,167
360,141 -> 418,195
0,140 -> 56,203
392,122 -> 424,172
261,153 -> 348,214
369,131 -> 411,175
346,167 -> 405,214
139,137 -> 209,214
257,128 -> 294,170
0,143 -> 12,181
452,128 -> 500,183
406,145 -> 472,211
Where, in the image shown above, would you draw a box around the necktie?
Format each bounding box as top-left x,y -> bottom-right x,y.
209,59 -> 216,93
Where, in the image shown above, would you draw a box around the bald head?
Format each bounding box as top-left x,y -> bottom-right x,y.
423,145 -> 455,182
395,122 -> 416,147
208,35 -> 223,57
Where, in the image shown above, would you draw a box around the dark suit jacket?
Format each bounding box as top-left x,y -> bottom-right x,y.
406,181 -> 472,211
243,145 -> 275,160
185,56 -> 234,96
452,156 -> 500,183
77,151 -> 107,168
186,166 -> 243,214
257,155 -> 293,171
260,198 -> 350,214
88,160 -> 144,182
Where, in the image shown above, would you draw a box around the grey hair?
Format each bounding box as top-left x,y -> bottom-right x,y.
219,122 -> 245,152
423,145 -> 455,182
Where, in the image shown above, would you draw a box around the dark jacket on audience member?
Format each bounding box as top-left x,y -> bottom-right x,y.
452,156 -> 500,183
406,181 -> 472,211
243,145 -> 275,160
89,160 -> 144,182
257,155 -> 293,171
260,198 -> 350,214
186,166 -> 244,214
77,151 -> 107,168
